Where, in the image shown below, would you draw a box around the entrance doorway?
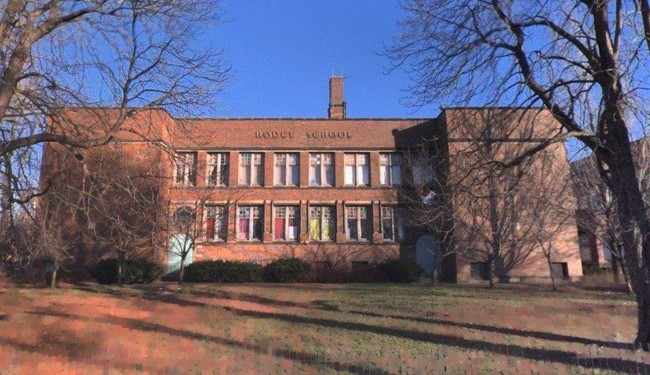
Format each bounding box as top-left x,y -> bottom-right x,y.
168,234 -> 193,273
415,235 -> 442,278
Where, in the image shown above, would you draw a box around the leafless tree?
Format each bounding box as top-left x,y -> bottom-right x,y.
388,0 -> 650,349
528,152 -> 577,291
39,143 -> 167,285
0,0 -> 229,239
572,137 -> 650,294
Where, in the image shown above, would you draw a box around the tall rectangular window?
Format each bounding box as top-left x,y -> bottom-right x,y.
206,153 -> 229,186
345,206 -> 371,241
239,153 -> 264,186
381,206 -> 405,242
274,153 -> 299,186
273,206 -> 299,241
309,206 -> 335,241
237,206 -> 263,241
411,154 -> 435,186
380,153 -> 402,186
344,153 -> 369,186
309,153 -> 334,186
174,152 -> 196,186
205,205 -> 227,241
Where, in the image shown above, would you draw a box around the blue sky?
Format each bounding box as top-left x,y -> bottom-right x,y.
212,1 -> 433,119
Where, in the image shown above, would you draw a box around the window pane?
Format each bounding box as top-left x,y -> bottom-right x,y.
241,153 -> 251,165
309,217 -> 320,240
360,164 -> 369,185
290,164 -> 299,185
395,211 -> 405,242
238,218 -> 249,240
275,164 -> 285,185
254,164 -> 264,185
392,165 -> 401,186
288,217 -> 298,240
219,164 -> 229,185
325,216 -> 334,240
239,164 -> 250,185
274,217 -> 284,240
360,216 -> 371,240
309,164 -> 320,185
347,218 -> 358,240
344,165 -> 355,185
325,164 -> 334,186
252,217 -> 263,240
380,165 -> 389,185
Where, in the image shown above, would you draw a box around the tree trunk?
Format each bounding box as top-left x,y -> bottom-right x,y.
486,258 -> 494,288
49,260 -> 58,288
596,132 -> 650,349
621,262 -> 633,295
179,255 -> 186,285
634,279 -> 650,350
117,261 -> 123,286
547,258 -> 558,291
117,248 -> 126,286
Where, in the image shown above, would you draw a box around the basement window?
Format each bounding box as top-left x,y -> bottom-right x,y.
551,262 -> 569,279
470,262 -> 489,280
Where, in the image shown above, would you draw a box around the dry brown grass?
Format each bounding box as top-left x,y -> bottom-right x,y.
0,282 -> 647,374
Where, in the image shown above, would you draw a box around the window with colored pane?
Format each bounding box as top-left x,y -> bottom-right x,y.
309,206 -> 335,241
274,206 -> 299,241
237,206 -> 262,241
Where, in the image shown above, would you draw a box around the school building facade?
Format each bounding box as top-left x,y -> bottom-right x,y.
42,77 -> 583,282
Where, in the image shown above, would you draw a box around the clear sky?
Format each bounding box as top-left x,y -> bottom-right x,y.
212,0 -> 434,119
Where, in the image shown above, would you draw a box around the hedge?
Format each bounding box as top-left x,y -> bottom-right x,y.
378,258 -> 424,283
90,258 -> 164,284
262,258 -> 311,282
184,260 -> 262,283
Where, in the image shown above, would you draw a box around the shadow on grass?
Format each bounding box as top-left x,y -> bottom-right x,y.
25,308 -> 391,375
341,309 -> 633,350
47,290 -> 649,372
72,283 -> 635,351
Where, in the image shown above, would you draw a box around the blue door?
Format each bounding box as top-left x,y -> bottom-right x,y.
168,234 -> 193,273
415,235 -> 441,278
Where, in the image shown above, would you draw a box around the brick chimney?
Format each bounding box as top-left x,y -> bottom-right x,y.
328,76 -> 346,119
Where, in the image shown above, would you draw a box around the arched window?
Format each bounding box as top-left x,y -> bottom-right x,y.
173,206 -> 196,231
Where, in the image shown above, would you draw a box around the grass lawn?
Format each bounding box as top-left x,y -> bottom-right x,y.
0,282 -> 647,374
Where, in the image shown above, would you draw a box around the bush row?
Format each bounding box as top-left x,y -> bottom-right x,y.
90,257 -> 424,284
90,258 -> 164,284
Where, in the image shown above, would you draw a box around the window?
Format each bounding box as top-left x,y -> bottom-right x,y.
309,153 -> 334,186
351,261 -> 371,274
344,153 -> 369,186
309,206 -> 335,241
239,153 -> 264,186
237,206 -> 263,241
173,206 -> 196,231
380,153 -> 402,186
550,262 -> 569,279
205,205 -> 227,241
411,154 -> 435,186
381,206 -> 405,242
274,153 -> 299,186
174,152 -> 196,186
470,262 -> 489,280
345,206 -> 371,241
273,206 -> 299,241
206,153 -> 229,186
